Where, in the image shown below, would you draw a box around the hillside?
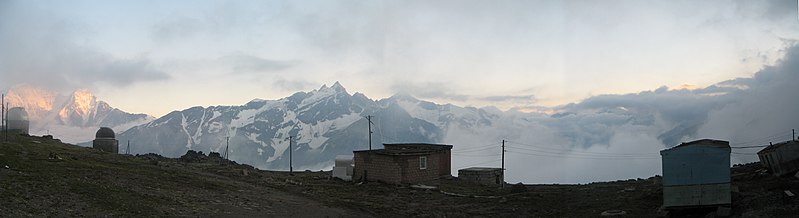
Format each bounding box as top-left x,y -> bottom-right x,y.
1,134 -> 798,217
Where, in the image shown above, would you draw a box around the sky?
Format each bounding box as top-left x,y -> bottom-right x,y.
2,0 -> 798,117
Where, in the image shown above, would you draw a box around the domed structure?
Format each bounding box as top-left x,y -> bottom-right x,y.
92,127 -> 118,153
95,127 -> 115,139
6,107 -> 29,134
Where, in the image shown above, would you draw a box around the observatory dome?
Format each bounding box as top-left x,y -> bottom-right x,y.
6,107 -> 30,134
7,107 -> 28,121
95,127 -> 115,139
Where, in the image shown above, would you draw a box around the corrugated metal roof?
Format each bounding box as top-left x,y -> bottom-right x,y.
661,139 -> 730,153
757,140 -> 798,155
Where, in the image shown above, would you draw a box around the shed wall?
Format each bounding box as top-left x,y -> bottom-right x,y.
661,146 -> 730,186
663,183 -> 731,207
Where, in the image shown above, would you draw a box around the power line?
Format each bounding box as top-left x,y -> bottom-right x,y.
505,146 -> 660,159
505,148 -> 660,160
730,130 -> 792,146
453,158 -> 502,169
505,140 -> 655,156
452,146 -> 498,153
452,152 -> 502,157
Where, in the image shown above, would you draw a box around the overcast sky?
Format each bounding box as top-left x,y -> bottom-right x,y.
1,0 -> 798,117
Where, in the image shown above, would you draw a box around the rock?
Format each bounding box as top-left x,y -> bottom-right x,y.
716,206 -> 731,217
510,182 -> 527,193
601,210 -> 627,216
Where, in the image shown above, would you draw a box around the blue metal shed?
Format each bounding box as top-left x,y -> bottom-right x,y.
660,139 -> 731,208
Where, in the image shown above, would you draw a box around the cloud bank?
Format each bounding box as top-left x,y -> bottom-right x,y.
448,43 -> 799,183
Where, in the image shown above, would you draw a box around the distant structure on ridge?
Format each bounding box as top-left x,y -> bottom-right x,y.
93,127 -> 118,153
6,107 -> 30,135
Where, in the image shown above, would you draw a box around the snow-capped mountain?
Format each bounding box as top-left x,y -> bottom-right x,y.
117,82 -> 501,170
3,84 -> 154,142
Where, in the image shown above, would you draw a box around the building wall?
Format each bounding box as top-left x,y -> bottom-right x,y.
761,142 -> 799,176
6,120 -> 29,134
458,169 -> 503,186
661,144 -> 731,208
663,183 -> 731,207
353,150 -> 452,184
353,152 -> 402,183
398,152 -> 450,183
661,145 -> 730,186
93,139 -> 119,153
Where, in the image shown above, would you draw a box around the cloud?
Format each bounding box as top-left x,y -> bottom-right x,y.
480,95 -> 536,102
390,82 -> 469,101
0,2 -> 170,92
219,54 -> 295,74
271,79 -> 317,91
150,16 -> 203,43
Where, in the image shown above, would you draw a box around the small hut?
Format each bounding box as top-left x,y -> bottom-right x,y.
757,140 -> 799,177
332,155 -> 354,181
458,167 -> 504,186
6,107 -> 29,134
660,139 -> 731,209
92,127 -> 119,153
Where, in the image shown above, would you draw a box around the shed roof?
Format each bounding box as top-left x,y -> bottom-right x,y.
354,143 -> 453,156
661,139 -> 729,153
757,140 -> 798,155
458,167 -> 502,172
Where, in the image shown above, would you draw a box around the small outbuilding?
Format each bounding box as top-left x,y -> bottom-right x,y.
660,139 -> 731,209
6,107 -> 29,134
757,140 -> 799,177
332,155 -> 354,181
93,127 -> 118,153
353,143 -> 452,184
458,167 -> 504,186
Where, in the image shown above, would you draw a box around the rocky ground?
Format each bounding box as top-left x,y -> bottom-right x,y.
1,134 -> 798,217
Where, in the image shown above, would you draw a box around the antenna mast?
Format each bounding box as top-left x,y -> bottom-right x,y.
366,115 -> 373,150
501,139 -> 506,188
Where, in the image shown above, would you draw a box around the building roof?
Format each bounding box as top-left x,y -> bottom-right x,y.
757,140 -> 798,155
458,167 -> 502,172
95,127 -> 116,139
661,139 -> 730,153
354,143 -> 453,156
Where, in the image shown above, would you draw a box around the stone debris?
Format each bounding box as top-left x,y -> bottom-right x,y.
600,209 -> 627,216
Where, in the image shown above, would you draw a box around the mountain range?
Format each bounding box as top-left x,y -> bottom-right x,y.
115,82 -> 505,170
3,81 -> 720,175
3,84 -> 153,142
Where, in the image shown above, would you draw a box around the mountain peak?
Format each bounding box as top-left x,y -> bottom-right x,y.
389,91 -> 419,102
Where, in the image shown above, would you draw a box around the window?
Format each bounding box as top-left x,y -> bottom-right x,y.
419,156 -> 427,170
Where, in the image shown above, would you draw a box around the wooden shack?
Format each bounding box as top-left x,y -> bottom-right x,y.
660,139 -> 731,209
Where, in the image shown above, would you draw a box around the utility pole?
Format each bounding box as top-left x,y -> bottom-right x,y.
288,135 -> 293,174
126,140 -> 130,155
793,129 -> 796,141
1,93 -> 4,142
501,139 -> 506,188
225,136 -> 230,160
366,115 -> 373,150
